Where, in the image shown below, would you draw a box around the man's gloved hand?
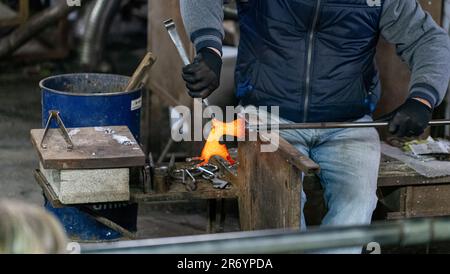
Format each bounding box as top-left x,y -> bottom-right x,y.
388,98 -> 433,137
182,47 -> 222,99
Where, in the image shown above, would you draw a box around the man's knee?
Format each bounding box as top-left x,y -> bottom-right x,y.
344,185 -> 378,212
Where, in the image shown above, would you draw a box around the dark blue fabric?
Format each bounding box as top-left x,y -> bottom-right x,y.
191,28 -> 224,54
410,83 -> 440,107
236,0 -> 383,122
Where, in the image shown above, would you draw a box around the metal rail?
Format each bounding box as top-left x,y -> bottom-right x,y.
81,217 -> 450,254
248,119 -> 450,131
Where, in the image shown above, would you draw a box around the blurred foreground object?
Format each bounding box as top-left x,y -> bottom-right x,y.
0,199 -> 68,254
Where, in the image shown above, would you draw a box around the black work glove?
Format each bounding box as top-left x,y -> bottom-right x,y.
182,47 -> 222,99
388,98 -> 433,137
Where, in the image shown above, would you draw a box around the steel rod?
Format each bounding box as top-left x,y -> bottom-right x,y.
80,217 -> 450,254
248,119 -> 450,131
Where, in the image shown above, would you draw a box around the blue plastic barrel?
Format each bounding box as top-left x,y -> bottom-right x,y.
40,73 -> 142,241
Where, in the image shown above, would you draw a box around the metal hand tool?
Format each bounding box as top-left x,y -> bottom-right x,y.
198,165 -> 230,189
210,178 -> 230,189
142,153 -> 154,194
161,19 -> 214,159
171,167 -> 201,192
170,167 -> 202,180
163,18 -> 211,107
248,119 -> 450,131
184,169 -> 198,191
153,165 -> 169,194
198,165 -> 220,180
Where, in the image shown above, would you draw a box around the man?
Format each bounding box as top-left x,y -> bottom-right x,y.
180,0 -> 450,253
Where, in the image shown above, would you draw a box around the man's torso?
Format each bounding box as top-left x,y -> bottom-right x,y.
236,0 -> 383,123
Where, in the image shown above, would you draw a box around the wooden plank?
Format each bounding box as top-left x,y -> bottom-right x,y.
34,169 -> 63,208
126,52 -> 156,91
275,136 -> 320,174
31,126 -> 145,170
256,127 -> 320,174
130,180 -> 238,203
147,81 -> 183,107
388,211 -> 450,220
404,184 -> 450,217
304,157 -> 450,188
378,174 -> 450,187
237,137 -> 303,230
377,157 -> 450,187
419,0 -> 443,25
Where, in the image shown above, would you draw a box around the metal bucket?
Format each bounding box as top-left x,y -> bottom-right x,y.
39,73 -> 142,241
41,73 -> 142,140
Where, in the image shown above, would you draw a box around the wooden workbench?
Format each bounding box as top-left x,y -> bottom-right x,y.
38,139 -> 450,233
130,135 -> 450,231
303,156 -> 450,223
377,157 -> 450,220
233,134 -> 450,230
131,133 -> 320,232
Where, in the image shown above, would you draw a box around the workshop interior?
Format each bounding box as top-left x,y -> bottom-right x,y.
2,0 -> 450,256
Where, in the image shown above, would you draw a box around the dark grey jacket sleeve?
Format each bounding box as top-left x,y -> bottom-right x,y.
180,0 -> 224,54
380,0 -> 450,107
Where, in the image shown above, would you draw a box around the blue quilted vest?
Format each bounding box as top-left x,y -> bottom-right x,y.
236,0 -> 383,122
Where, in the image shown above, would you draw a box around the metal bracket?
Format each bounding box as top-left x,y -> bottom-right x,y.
40,110 -> 74,150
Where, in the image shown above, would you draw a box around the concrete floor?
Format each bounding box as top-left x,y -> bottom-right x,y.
0,72 -> 240,241
0,76 -> 43,204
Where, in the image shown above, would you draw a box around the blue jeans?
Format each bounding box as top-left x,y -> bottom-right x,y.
280,115 -> 381,254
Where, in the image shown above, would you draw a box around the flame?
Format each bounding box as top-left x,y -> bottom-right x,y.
199,118 -> 245,165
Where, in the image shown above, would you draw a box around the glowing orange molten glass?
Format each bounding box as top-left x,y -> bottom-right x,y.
200,118 -> 245,165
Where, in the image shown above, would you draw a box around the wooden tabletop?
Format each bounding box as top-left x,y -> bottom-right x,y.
31,126 -> 145,170
304,156 -> 450,190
